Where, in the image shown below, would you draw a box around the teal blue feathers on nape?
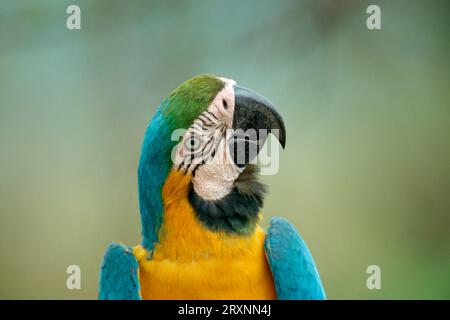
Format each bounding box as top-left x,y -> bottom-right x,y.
138,105 -> 173,251
138,75 -> 225,251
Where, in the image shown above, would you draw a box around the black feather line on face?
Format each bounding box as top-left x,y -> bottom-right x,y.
188,165 -> 267,235
177,109 -> 223,172
205,110 -> 219,121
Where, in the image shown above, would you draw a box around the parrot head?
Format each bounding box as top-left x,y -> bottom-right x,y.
138,74 -> 286,250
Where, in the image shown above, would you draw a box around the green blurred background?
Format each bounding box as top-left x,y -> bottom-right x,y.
0,0 -> 449,299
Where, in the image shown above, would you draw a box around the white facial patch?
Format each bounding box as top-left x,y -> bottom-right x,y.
173,77 -> 244,200
192,128 -> 242,200
210,77 -> 236,129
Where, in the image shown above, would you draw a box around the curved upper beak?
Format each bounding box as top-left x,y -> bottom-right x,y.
230,85 -> 286,167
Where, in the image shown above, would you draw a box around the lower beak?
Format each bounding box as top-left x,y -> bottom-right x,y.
230,85 -> 286,167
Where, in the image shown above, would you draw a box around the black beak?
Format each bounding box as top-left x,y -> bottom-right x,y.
230,85 -> 286,167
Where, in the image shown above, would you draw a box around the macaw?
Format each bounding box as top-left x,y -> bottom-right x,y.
98,74 -> 326,300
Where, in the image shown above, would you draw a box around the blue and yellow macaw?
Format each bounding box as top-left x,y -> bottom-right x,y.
98,75 -> 326,300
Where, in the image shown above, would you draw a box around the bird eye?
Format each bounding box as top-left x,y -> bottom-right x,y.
184,136 -> 201,152
223,99 -> 228,109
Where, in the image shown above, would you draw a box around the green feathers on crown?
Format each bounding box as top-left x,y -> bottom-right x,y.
162,74 -> 225,130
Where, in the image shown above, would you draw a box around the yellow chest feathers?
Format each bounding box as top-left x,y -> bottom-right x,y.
133,170 -> 276,300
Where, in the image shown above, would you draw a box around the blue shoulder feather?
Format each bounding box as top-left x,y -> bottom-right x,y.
98,242 -> 141,300
264,217 -> 326,300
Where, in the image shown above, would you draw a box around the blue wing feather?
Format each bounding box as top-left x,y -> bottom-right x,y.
98,242 -> 141,300
264,217 -> 326,300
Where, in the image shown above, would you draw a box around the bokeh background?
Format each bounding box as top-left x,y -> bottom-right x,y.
0,0 -> 449,299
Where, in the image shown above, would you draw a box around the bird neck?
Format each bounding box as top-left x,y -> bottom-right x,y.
156,169 -> 262,261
